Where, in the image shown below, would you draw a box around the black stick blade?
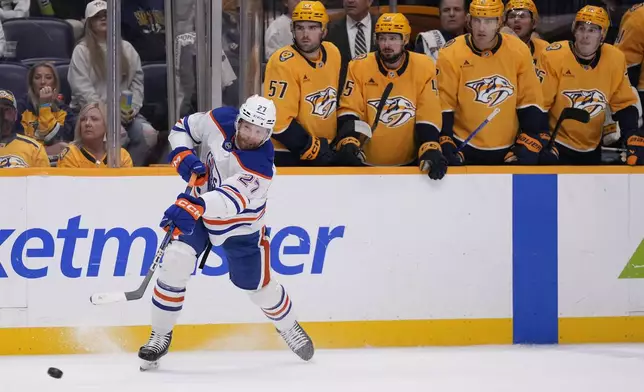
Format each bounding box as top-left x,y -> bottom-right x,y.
562,107 -> 590,124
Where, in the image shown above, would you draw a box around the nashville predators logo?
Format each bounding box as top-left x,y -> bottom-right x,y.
465,75 -> 515,107
562,89 -> 608,118
0,155 -> 28,168
305,87 -> 337,119
367,96 -> 416,127
279,51 -> 294,62
535,68 -> 546,83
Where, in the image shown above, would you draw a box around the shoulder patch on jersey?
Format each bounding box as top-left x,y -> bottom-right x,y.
59,146 -> 70,160
629,3 -> 644,12
279,51 -> 294,62
443,39 -> 455,49
546,43 -> 562,51
232,142 -> 274,179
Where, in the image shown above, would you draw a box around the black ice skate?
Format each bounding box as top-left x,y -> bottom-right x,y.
278,321 -> 314,361
138,330 -> 173,371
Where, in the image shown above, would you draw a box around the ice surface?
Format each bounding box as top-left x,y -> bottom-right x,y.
1,344 -> 643,392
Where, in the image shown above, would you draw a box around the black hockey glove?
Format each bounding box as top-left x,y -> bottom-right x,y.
333,137 -> 365,166
439,136 -> 464,166
504,133 -> 542,165
419,142 -> 448,180
299,135 -> 335,166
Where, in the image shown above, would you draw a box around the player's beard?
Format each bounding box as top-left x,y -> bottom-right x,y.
380,49 -> 404,65
234,134 -> 262,150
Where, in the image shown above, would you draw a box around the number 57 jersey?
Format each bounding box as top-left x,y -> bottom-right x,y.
169,106 -> 275,246
263,42 -> 342,152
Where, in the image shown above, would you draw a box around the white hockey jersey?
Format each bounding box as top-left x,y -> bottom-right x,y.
168,106 -> 275,246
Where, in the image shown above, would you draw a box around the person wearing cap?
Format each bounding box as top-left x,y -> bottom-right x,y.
68,0 -> 158,167
0,89 -> 50,168
16,62 -> 76,159
536,5 -> 641,165
57,102 -> 133,168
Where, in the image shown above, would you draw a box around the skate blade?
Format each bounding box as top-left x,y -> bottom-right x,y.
139,359 -> 159,371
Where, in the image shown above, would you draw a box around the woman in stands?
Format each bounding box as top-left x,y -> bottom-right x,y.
68,0 -> 157,167
57,101 -> 132,168
16,62 -> 75,160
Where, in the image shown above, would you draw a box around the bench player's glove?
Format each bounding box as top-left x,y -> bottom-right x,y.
504,133 -> 542,165
419,142 -> 448,180
299,135 -> 335,166
439,136 -> 464,166
169,147 -> 208,186
538,133 -> 559,165
626,133 -> 644,166
160,193 -> 206,236
334,137 -> 365,166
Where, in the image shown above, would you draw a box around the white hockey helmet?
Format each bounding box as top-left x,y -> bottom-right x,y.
236,94 -> 277,144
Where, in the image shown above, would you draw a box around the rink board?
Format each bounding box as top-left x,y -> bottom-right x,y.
0,167 -> 643,354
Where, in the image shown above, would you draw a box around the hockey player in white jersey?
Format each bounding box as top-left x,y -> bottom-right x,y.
138,95 -> 314,370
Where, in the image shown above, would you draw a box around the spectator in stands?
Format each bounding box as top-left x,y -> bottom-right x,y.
68,0 -> 157,166
57,101 -> 133,168
0,18 -> 4,57
415,0 -> 467,62
0,0 -> 29,21
264,0 -> 301,61
16,62 -> 75,157
121,0 -> 165,63
0,89 -> 50,168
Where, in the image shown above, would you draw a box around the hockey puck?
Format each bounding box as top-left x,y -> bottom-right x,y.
47,367 -> 63,379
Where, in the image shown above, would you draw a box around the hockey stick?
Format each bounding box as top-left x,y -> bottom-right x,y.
455,107 -> 501,153
359,82 -> 394,146
546,107 -> 590,150
90,173 -> 200,305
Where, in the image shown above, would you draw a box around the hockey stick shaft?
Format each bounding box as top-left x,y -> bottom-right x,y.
455,107 -> 501,153
546,107 -> 590,150
360,82 -> 394,146
90,173 -> 200,305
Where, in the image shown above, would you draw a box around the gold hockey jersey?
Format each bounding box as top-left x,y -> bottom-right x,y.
437,33 -> 544,150
531,38 -> 549,62
0,134 -> 50,168
531,37 -> 549,82
57,144 -> 133,168
537,41 -> 637,152
337,51 -> 442,165
263,41 -> 342,152
615,3 -> 644,90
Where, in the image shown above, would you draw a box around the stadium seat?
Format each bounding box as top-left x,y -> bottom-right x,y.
0,63 -> 29,99
54,63 -> 71,105
22,57 -> 70,68
2,18 -> 75,61
141,63 -> 168,131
